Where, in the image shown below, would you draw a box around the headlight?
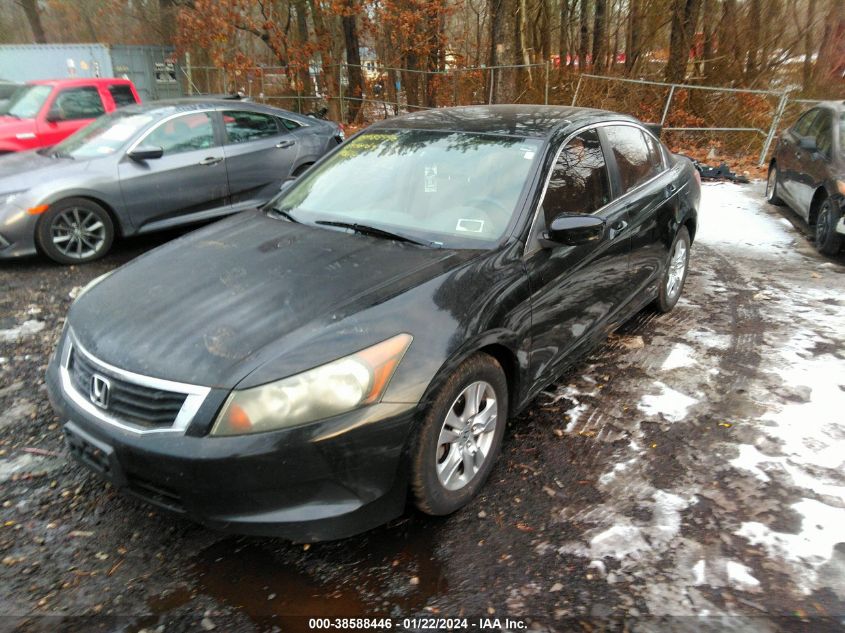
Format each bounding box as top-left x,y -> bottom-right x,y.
211,333 -> 413,436
3,191 -> 27,206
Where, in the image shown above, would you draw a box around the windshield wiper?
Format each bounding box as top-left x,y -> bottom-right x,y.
50,150 -> 74,160
267,207 -> 299,223
315,220 -> 434,247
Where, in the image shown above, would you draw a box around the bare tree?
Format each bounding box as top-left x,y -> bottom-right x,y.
16,0 -> 46,43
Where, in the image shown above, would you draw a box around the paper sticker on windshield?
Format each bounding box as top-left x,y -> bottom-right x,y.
425,165 -> 437,192
456,218 -> 484,233
523,150 -> 535,159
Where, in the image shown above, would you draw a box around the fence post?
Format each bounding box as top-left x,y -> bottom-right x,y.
759,90 -> 790,167
544,61 -> 550,105
660,85 -> 676,126
571,74 -> 583,106
339,64 -> 346,123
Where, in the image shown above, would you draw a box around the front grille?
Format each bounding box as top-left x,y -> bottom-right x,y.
68,347 -> 187,429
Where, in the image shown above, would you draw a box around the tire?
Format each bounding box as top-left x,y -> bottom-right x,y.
766,164 -> 784,206
815,198 -> 843,256
653,225 -> 691,313
291,162 -> 313,177
36,198 -> 114,265
410,353 -> 508,516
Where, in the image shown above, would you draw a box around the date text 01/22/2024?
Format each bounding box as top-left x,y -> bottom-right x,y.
308,618 -> 529,630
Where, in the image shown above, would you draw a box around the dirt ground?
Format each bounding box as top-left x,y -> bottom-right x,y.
1,182 -> 843,632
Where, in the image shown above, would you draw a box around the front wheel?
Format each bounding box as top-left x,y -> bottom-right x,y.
410,353 -> 508,516
815,199 -> 843,256
36,198 -> 114,264
653,225 -> 690,313
766,164 -> 784,206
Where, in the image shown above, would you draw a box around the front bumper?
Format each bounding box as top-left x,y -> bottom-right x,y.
0,204 -> 39,259
45,344 -> 419,542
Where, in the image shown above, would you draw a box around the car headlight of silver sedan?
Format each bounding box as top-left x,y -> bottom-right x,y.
211,333 -> 413,436
2,190 -> 28,206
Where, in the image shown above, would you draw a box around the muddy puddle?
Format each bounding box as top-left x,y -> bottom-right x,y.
137,514 -> 446,631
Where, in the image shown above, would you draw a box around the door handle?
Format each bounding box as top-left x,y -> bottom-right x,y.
199,156 -> 223,166
276,140 -> 296,149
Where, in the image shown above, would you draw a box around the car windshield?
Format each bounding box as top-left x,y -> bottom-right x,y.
50,111 -> 155,159
1,84 -> 52,118
271,130 -> 543,248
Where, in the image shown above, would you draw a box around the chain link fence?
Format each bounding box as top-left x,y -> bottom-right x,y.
183,63 -> 819,166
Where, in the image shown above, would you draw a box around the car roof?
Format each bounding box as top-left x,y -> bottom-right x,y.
28,78 -> 134,88
116,98 -> 307,120
367,104 -> 639,139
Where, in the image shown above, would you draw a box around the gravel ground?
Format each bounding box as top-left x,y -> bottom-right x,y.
1,182 -> 843,632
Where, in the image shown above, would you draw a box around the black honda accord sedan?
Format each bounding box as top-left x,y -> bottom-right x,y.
46,105 -> 700,541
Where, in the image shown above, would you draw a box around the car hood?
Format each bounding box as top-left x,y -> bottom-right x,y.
0,116 -> 35,135
69,210 -> 475,389
0,150 -> 87,192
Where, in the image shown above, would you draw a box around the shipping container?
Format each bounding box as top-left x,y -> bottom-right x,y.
0,43 -> 183,101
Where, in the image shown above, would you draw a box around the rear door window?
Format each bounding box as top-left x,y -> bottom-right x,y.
108,84 -> 138,107
52,87 -> 105,120
792,109 -> 819,137
222,110 -> 281,144
144,112 -> 215,156
541,128 -> 612,221
604,125 -> 661,193
812,111 -> 832,158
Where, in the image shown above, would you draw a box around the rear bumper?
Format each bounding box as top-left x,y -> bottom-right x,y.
46,356 -> 419,542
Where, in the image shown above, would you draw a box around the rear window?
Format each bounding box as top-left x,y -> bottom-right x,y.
279,117 -> 301,130
108,84 -> 137,107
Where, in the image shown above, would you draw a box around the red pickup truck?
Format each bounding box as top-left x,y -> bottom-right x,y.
0,78 -> 140,153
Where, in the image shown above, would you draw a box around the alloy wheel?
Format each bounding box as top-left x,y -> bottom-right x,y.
666,239 -> 687,299
766,168 -> 777,201
51,208 -> 106,260
435,380 -> 498,491
816,206 -> 830,245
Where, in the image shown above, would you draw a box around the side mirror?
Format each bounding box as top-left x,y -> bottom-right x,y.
127,145 -> 164,161
798,136 -> 817,152
45,108 -> 63,123
541,214 -> 605,247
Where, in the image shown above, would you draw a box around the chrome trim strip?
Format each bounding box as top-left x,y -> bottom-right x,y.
59,330 -> 210,435
524,120 -> 671,257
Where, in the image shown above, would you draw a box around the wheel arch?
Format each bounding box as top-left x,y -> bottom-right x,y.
416,334 -> 525,420
809,187 -> 829,225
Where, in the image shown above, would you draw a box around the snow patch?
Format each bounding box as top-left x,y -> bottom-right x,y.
638,381 -> 698,422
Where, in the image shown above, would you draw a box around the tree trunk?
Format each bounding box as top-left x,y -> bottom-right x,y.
489,0 -> 519,102
559,0 -> 571,69
307,0 -> 340,121
665,0 -> 701,83
294,0 -> 312,100
17,0 -> 47,43
591,0 -> 606,72
701,0 -> 715,80
802,0 -> 817,91
745,0 -> 761,79
341,8 -> 365,123
578,0 -> 590,70
625,0 -> 641,73
813,0 -> 845,87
